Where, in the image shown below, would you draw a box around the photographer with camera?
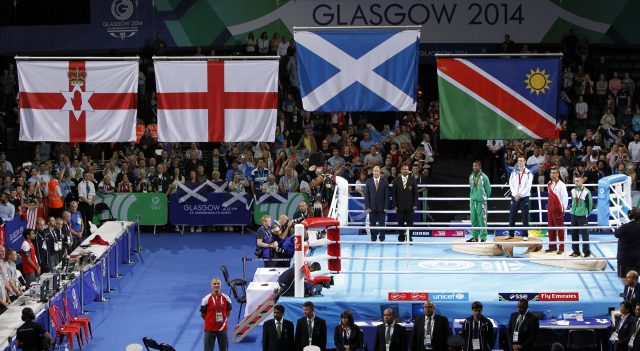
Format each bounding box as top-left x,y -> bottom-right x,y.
256,215 -> 279,268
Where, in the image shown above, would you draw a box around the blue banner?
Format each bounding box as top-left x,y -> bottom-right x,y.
169,193 -> 252,225
83,263 -> 102,303
66,278 -> 82,317
4,217 -> 28,261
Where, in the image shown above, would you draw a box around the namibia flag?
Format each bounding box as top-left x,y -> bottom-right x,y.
437,57 -> 561,140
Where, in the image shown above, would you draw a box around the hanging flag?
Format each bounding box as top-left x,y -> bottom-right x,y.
294,28 -> 419,112
437,57 -> 561,140
17,60 -> 138,142
154,60 -> 278,142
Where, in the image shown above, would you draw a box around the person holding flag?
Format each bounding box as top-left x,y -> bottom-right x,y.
569,174 -> 593,257
467,161 -> 491,242
544,168 -> 568,254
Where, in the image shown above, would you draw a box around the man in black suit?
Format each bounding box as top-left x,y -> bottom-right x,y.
365,165 -> 389,241
392,164 -> 418,242
411,300 -> 450,351
374,308 -> 407,351
507,299 -> 539,351
613,301 -> 637,351
632,302 -> 640,351
263,304 -> 294,351
622,271 -> 640,307
295,301 -> 327,351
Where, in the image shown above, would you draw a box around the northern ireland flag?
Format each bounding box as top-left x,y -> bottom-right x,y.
154,60 -> 278,142
295,29 -> 419,112
18,60 -> 138,142
437,58 -> 561,140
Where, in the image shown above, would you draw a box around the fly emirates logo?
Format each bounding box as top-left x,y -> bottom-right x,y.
539,292 -> 579,301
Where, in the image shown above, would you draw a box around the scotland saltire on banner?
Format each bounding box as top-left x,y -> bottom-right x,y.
17,60 -> 138,142
437,58 -> 561,139
295,29 -> 420,112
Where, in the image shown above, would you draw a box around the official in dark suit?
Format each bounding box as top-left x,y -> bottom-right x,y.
334,310 -> 363,351
365,165 -> 389,241
263,304 -> 294,351
295,301 -> 327,351
615,208 -> 640,278
632,302 -> 640,351
613,301 -> 637,351
622,271 -> 640,307
507,299 -> 539,351
374,308 -> 407,351
392,164 -> 418,242
411,300 -> 451,351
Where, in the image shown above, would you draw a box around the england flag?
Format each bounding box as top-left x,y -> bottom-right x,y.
294,28 -> 420,112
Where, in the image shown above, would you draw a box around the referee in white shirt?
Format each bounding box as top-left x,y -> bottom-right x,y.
507,157 -> 533,240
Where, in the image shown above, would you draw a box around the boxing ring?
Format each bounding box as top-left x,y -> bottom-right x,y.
277,175 -> 633,348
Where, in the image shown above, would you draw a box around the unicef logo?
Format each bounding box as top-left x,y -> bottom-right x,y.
91,271 -> 98,291
418,261 -> 474,271
111,0 -> 134,21
71,288 -> 79,310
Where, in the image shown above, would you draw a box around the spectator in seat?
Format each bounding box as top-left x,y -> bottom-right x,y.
261,175 -> 278,194
0,191 -> 15,223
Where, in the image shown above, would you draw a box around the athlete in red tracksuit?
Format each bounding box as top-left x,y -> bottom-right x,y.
545,168 -> 569,254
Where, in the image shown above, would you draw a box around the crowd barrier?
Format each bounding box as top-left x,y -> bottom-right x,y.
96,180 -> 312,227
97,192 -> 167,226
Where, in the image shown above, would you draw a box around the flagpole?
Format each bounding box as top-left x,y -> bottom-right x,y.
435,53 -> 563,57
152,56 -> 280,60
14,56 -> 140,60
293,25 -> 421,31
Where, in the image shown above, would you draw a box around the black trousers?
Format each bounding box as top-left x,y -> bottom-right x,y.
571,215 -> 590,254
508,196 -> 529,237
369,210 -> 386,241
79,202 -> 94,235
396,208 -> 414,241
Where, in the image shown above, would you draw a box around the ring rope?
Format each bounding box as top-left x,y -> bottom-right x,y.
326,270 -> 613,275
335,239 -> 617,246
342,225 -> 613,231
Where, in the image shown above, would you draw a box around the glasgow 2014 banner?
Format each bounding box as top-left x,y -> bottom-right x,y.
253,192 -> 309,225
169,192 -> 253,226
1,0 -> 639,55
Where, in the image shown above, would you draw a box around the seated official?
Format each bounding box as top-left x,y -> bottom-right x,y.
611,301 -> 636,351
276,262 -> 321,297
622,270 -> 639,307
16,307 -> 52,351
334,310 -> 363,351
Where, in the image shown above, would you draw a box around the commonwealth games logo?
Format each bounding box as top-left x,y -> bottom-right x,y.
103,0 -> 142,40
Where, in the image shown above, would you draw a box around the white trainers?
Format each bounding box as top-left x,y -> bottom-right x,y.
523,237 -> 529,241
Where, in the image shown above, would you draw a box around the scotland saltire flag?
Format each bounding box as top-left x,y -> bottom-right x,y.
294,29 -> 420,112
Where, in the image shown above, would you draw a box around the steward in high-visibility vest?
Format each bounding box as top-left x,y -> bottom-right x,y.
47,170 -> 64,219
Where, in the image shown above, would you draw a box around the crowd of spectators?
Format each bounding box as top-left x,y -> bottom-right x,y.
0,33 -> 439,232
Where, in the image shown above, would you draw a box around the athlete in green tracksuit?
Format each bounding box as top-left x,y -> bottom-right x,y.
468,160 -> 491,242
